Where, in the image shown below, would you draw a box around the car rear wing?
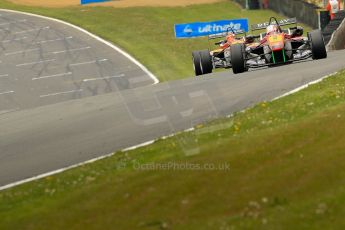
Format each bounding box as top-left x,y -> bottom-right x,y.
208,29 -> 246,40
251,18 -> 297,31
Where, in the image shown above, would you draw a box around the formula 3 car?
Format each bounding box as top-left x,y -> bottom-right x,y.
230,17 -> 327,74
192,29 -> 258,76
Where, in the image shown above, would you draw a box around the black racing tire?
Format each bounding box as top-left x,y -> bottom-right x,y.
230,43 -> 247,74
199,49 -> 213,75
308,30 -> 327,60
192,51 -> 202,76
284,41 -> 292,61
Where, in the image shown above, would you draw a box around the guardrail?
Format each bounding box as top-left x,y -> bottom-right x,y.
266,0 -> 321,29
233,0 -> 320,28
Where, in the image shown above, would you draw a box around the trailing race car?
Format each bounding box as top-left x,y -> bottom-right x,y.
230,17 -> 327,74
192,29 -> 258,76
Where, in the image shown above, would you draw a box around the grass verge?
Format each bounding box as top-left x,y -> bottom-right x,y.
1,70 -> 345,229
0,0 -> 310,81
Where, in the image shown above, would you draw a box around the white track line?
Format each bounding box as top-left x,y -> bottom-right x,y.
128,76 -> 152,84
14,26 -> 50,34
82,74 -> 125,82
0,90 -> 14,95
0,27 -> 9,32
69,59 -> 107,67
16,58 -> 55,67
0,108 -> 19,115
53,46 -> 91,54
122,140 -> 155,152
0,9 -> 159,84
39,89 -> 83,98
32,72 -> 72,81
2,36 -> 27,43
0,19 -> 26,26
34,36 -> 73,44
0,74 -> 9,78
6,46 -> 90,56
0,152 -> 118,191
272,72 -> 338,101
5,48 -> 40,56
0,128 -> 195,191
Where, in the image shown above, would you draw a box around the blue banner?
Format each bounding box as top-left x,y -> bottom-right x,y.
81,0 -> 111,5
174,19 -> 249,38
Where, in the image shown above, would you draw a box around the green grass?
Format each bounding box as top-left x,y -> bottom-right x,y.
1,70 -> 345,229
0,0 -> 310,81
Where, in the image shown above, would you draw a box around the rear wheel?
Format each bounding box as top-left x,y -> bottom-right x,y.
308,30 -> 327,60
199,50 -> 213,75
230,44 -> 247,74
192,51 -> 202,76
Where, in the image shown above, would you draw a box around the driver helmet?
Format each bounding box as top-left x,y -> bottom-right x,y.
226,33 -> 236,43
266,25 -> 279,34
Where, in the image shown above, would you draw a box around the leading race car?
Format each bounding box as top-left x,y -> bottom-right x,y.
192,28 -> 258,76
230,17 -> 327,74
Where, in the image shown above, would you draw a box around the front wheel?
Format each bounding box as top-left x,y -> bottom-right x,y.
192,51 -> 202,76
308,30 -> 327,60
199,50 -> 213,75
230,44 -> 247,74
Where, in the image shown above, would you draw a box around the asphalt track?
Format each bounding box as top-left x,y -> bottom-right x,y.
1,10 -> 345,187
0,10 -> 156,114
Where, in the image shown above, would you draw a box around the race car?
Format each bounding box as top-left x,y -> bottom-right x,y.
191,29 -> 258,76
230,17 -> 327,74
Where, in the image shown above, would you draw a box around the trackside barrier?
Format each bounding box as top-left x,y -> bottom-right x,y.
326,11 -> 345,50
266,0 -> 320,29
232,0 -> 320,28
319,10 -> 331,30
323,10 -> 345,45
233,0 -> 260,9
